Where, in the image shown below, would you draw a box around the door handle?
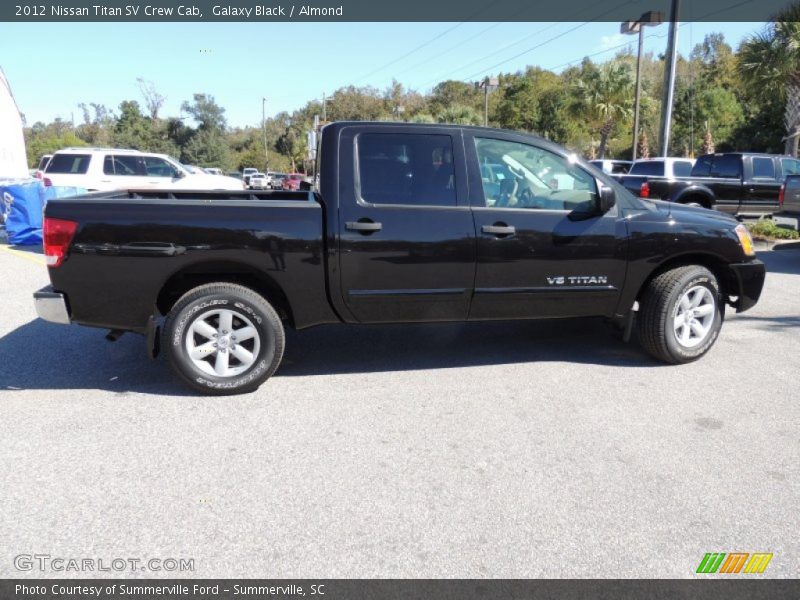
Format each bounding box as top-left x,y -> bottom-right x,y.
482,223 -> 516,236
346,220 -> 382,233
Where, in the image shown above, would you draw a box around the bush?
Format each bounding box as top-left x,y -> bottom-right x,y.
745,218 -> 800,240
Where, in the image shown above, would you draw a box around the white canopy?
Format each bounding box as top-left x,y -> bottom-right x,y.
0,68 -> 29,179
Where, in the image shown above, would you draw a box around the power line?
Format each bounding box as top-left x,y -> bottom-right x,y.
459,0 -> 638,82
354,2 -> 504,85
420,22 -> 563,89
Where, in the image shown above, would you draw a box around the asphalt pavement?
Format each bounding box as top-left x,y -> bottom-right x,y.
0,241 -> 797,578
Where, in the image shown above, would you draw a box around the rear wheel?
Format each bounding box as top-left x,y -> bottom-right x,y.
636,265 -> 724,364
163,283 -> 284,395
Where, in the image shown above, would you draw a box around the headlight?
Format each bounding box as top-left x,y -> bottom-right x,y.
735,223 -> 756,257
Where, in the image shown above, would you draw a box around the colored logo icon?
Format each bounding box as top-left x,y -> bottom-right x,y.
697,553 -> 773,574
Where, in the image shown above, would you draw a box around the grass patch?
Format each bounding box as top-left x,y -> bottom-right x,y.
745,218 -> 800,240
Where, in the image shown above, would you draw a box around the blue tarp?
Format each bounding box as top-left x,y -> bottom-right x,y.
1,180 -> 86,245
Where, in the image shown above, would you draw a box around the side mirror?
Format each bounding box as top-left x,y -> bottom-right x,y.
598,185 -> 616,213
174,170 -> 186,179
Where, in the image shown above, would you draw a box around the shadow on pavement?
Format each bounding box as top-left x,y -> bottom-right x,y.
760,248 -> 800,276
0,316 -> 657,394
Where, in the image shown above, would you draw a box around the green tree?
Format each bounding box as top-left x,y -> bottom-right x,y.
435,104 -> 482,126
574,61 -> 634,158
739,7 -> 800,156
181,93 -> 227,131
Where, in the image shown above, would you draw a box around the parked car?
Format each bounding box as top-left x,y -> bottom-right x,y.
42,148 -> 244,192
248,172 -> 270,190
33,122 -> 765,395
34,154 -> 53,179
183,164 -> 209,175
242,167 -> 258,187
774,174 -> 800,230
269,173 -> 286,190
227,171 -> 243,180
590,159 -> 632,175
282,173 -> 305,190
616,153 -> 799,214
204,167 -> 223,175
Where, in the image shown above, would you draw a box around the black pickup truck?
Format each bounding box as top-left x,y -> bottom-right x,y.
617,152 -> 800,215
33,122 -> 766,394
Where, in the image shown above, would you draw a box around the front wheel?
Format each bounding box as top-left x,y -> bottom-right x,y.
636,265 -> 724,364
163,283 -> 285,395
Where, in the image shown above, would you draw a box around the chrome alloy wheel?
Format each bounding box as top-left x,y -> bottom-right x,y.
673,285 -> 716,349
185,308 -> 260,377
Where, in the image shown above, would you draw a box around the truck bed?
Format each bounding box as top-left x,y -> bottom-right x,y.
45,189 -> 338,332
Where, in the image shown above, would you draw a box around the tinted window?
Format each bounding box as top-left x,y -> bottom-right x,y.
711,155 -> 742,178
781,158 -> 800,177
629,161 -> 664,176
103,155 -> 143,176
46,154 -> 91,174
37,156 -> 51,170
610,162 -> 630,174
691,155 -> 712,177
357,133 -> 456,207
474,137 -> 597,211
673,161 -> 693,177
752,157 -> 775,179
143,156 -> 180,178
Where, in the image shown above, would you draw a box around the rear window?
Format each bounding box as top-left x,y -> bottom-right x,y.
629,161 -> 664,177
37,156 -> 51,170
357,133 -> 457,207
673,161 -> 693,177
610,162 -> 630,174
46,154 -> 91,174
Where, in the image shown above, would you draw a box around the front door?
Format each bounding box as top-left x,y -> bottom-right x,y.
465,134 -> 628,320
338,126 -> 476,323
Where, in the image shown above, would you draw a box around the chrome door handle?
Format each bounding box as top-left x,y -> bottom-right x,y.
346,221 -> 382,232
482,224 -> 516,236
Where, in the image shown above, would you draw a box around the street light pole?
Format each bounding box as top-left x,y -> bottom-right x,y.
475,77 -> 499,127
262,97 -> 268,171
621,11 -> 664,161
659,0 -> 681,157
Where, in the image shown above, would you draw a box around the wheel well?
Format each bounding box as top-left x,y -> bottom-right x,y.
156,263 -> 295,327
636,254 -> 736,303
677,193 -> 713,209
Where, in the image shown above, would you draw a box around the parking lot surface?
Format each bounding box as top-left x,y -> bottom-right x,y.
0,242 -> 798,578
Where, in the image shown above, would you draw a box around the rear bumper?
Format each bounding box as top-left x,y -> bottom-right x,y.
728,259 -> 766,313
33,286 -> 71,325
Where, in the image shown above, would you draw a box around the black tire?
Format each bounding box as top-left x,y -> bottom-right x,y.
163,283 -> 285,395
636,265 -> 724,364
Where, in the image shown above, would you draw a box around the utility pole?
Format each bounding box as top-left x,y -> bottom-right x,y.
659,0 -> 681,157
621,11 -> 663,161
262,97 -> 268,170
322,93 -> 327,121
475,77 -> 498,127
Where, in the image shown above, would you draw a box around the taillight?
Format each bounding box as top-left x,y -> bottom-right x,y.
43,177 -> 53,187
43,217 -> 78,267
640,181 -> 650,198
779,183 -> 785,208
34,171 -> 42,179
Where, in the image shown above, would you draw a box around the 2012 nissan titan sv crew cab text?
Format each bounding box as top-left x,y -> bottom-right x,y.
33,122 -> 766,395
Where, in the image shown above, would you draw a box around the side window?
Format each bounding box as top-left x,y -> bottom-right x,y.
691,156 -> 712,177
143,156 -> 180,178
105,155 -> 143,176
356,133 -> 456,207
630,161 -> 664,176
474,137 -> 597,211
45,154 -> 91,174
711,155 -> 742,178
780,158 -> 800,177
673,161 -> 693,178
752,157 -> 776,179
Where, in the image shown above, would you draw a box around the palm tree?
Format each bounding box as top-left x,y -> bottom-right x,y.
574,62 -> 634,159
739,7 -> 800,156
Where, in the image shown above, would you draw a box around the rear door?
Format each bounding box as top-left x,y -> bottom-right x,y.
337,125 -> 476,323
743,156 -> 782,212
101,154 -> 147,190
465,132 -> 628,320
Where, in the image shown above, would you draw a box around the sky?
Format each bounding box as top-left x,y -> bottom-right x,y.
1,21 -> 764,129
